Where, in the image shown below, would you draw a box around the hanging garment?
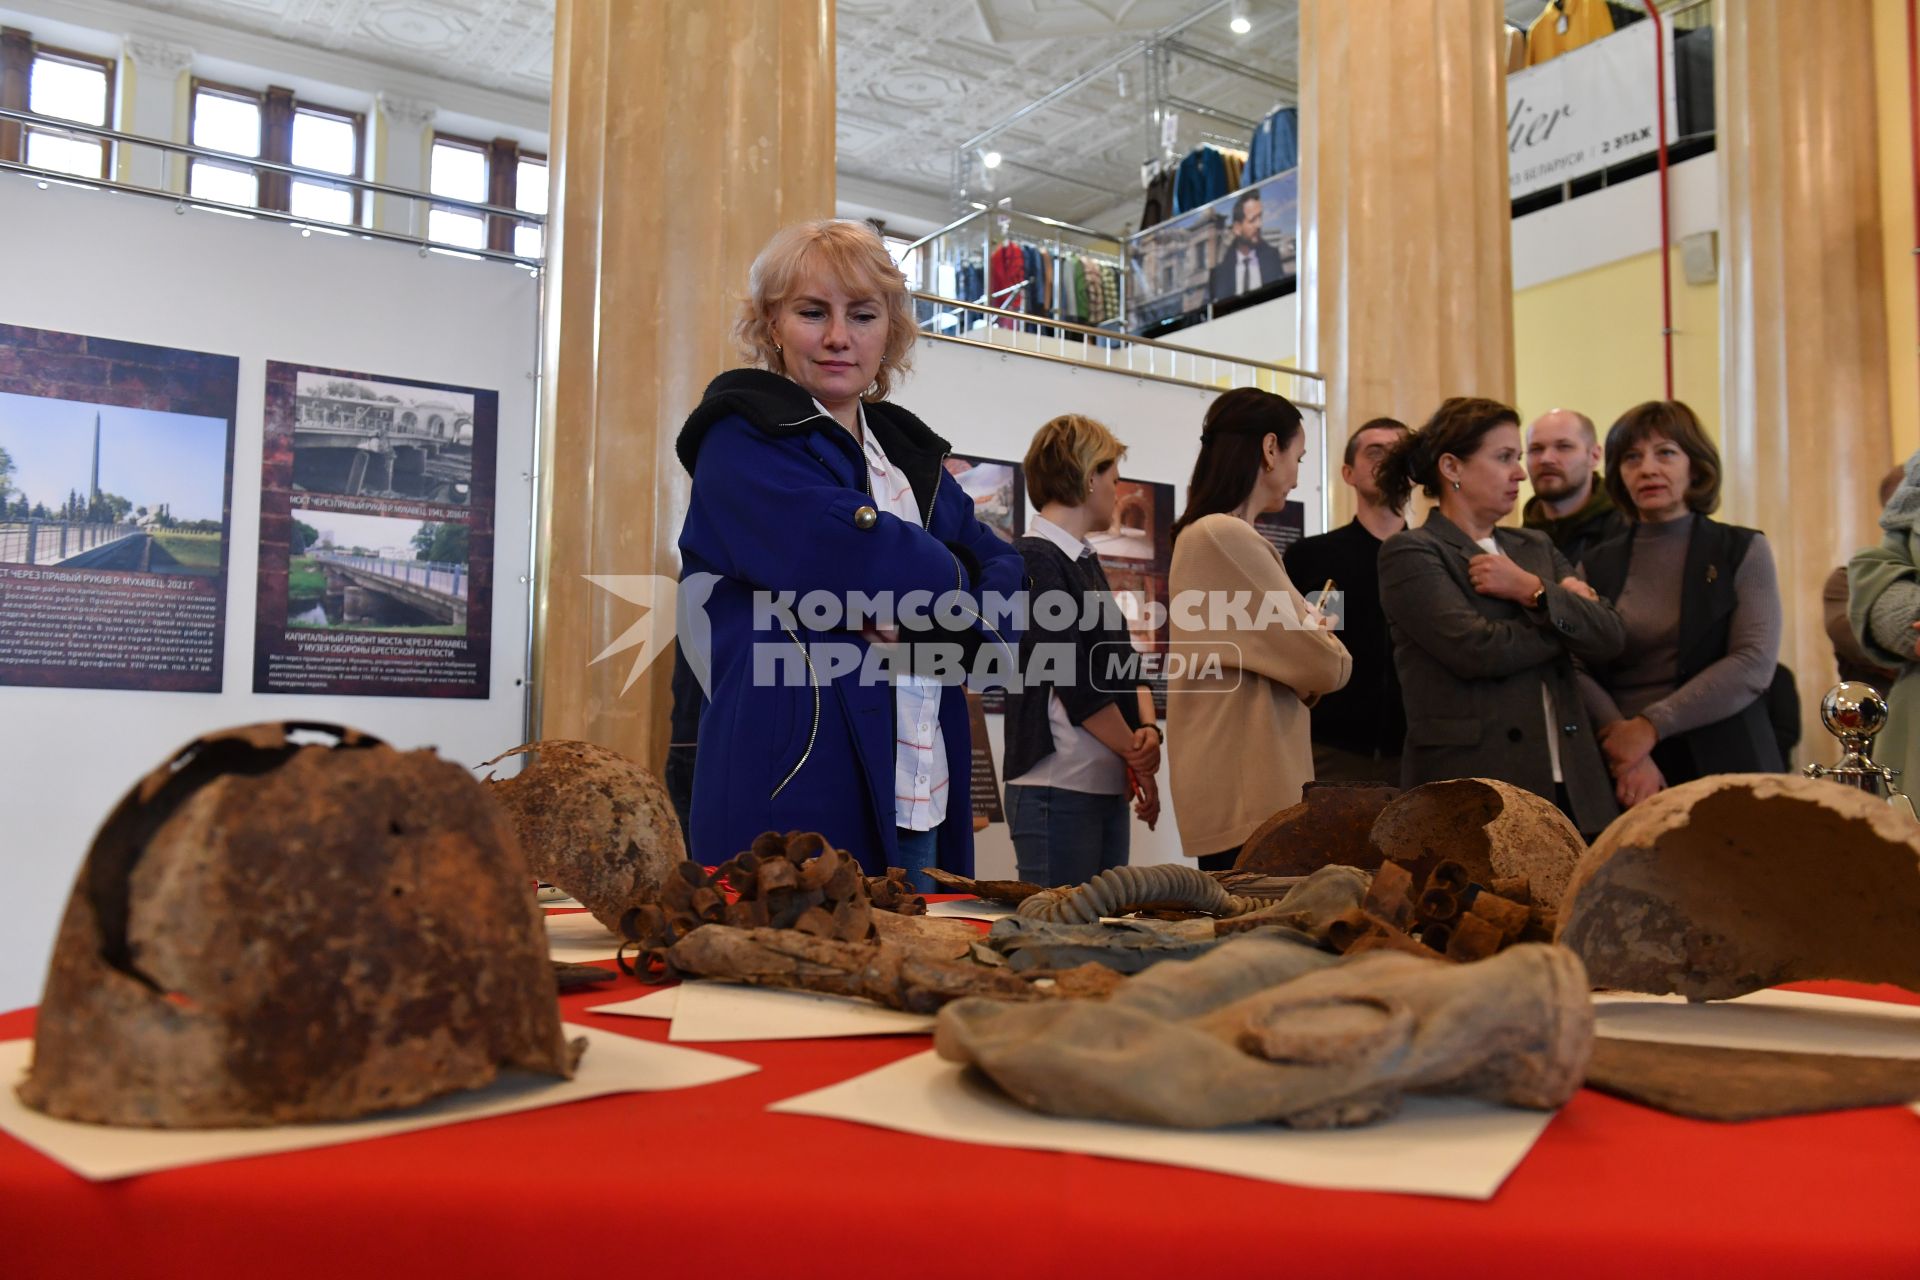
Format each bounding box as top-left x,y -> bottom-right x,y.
1222,151 -> 1244,192
1528,0 -> 1613,66
1173,146 -> 1230,214
1141,166 -> 1175,230
1022,244 -> 1046,317
989,242 -> 1027,326
1246,107 -> 1299,185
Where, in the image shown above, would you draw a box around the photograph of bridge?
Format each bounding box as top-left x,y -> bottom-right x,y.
0,391 -> 229,576
285,507 -> 468,636
292,371 -> 474,504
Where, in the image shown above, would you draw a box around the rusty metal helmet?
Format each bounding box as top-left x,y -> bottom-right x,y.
483,740 -> 684,932
19,723 -> 580,1128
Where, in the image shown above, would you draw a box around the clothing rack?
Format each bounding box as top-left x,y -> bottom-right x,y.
907,205 -> 1129,338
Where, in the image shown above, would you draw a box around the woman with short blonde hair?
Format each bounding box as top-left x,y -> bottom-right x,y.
673,219 -> 1024,887
1003,414 -> 1160,885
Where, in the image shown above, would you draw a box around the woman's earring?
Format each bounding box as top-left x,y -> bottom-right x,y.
1451,480 -> 1461,491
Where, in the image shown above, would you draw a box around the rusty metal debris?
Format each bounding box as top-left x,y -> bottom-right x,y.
620,830 -> 927,978
484,740 -> 685,933
924,867 -> 1045,904
935,935 -> 1594,1129
20,723 -> 579,1128
663,924 -> 1058,1013
1235,782 -> 1401,875
1369,778 -> 1587,909
1017,864 -> 1264,924
1557,773 -> 1920,1000
1585,1038 -> 1920,1121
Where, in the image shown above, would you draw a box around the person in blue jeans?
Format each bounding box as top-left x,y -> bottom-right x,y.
1002,413 -> 1161,886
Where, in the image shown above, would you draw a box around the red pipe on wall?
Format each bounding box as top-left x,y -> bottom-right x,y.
1645,0 -> 1674,399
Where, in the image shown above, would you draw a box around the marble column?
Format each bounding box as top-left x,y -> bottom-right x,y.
1719,0 -> 1892,764
373,93 -> 436,235
1297,0 -> 1515,524
119,37 -> 193,191
536,0 -> 835,767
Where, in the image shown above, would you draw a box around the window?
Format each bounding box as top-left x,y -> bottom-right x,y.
5,39 -> 114,179
289,105 -> 363,223
428,135 -> 487,248
429,134 -> 545,258
188,80 -> 364,220
189,83 -> 261,207
514,154 -> 546,258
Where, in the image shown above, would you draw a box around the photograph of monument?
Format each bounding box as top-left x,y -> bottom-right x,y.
0,392 -> 228,576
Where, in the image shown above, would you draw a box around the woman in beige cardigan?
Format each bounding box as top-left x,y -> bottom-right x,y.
1167,388 -> 1352,869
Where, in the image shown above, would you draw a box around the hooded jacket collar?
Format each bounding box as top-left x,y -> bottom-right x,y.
676,368 -> 951,476
1522,477 -> 1617,539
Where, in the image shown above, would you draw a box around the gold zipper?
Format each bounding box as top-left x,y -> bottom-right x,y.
770,624 -> 821,799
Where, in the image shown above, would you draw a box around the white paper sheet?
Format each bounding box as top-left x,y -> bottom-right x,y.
769,1050 -> 1555,1199
1592,988 -> 1920,1059
590,982 -> 937,1041
591,987 -> 681,1021
926,898 -> 1015,921
0,1025 -> 757,1182
545,910 -> 625,962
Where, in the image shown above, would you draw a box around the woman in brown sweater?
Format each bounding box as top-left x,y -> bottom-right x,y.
1166,388 -> 1351,870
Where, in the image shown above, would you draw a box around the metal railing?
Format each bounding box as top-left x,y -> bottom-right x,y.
910,290 -> 1322,405
0,519 -> 141,565
314,552 -> 468,600
0,106 -> 543,267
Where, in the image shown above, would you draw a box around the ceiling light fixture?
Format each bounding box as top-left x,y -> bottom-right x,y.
981,150 -> 1002,169
1230,2 -> 1251,34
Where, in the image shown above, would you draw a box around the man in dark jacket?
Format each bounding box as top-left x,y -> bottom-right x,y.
1283,417 -> 1409,782
1208,192 -> 1286,304
1523,408 -> 1628,567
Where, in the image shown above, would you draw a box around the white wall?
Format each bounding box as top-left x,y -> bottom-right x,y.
1511,152 -> 1718,290
0,176 -> 539,1011
901,336 -> 1327,877
1176,294 -> 1302,366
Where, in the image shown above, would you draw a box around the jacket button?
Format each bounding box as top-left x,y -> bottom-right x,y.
853,505 -> 878,530
1563,723 -> 1579,735
1507,727 -> 1524,743
1556,619 -> 1573,633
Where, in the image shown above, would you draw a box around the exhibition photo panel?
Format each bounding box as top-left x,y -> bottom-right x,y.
253,361 -> 498,699
0,325 -> 238,694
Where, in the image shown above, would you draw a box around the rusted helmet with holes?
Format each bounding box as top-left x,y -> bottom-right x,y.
482,740 -> 685,932
19,723 -> 581,1128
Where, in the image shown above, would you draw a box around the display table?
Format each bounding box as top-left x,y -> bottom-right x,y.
2,936 -> 1918,1277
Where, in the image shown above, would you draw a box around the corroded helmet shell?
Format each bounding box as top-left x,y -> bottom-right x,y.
19,723 -> 580,1128
483,740 -> 684,932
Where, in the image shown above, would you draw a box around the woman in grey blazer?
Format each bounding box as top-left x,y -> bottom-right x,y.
1376,397 -> 1626,837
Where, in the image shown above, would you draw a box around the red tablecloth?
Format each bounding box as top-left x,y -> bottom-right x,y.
3,933 -> 1918,1278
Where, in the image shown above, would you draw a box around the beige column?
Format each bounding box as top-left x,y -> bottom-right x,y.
1297,0 -> 1515,523
536,0 -> 835,767
1719,0 -> 1891,763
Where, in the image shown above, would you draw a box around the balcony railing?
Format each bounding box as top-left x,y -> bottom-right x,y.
0,106 -> 543,268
